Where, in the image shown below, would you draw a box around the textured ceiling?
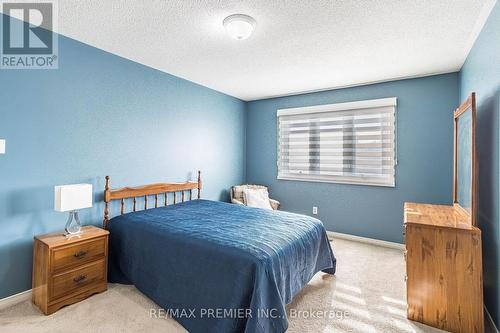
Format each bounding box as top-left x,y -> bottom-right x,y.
14,1 -> 500,100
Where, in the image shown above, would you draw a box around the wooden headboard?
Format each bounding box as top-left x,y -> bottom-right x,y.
103,171 -> 202,229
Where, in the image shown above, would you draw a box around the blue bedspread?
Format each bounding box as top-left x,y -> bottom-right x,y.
108,199 -> 336,333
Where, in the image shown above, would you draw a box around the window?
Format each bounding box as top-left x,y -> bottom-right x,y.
277,97 -> 397,187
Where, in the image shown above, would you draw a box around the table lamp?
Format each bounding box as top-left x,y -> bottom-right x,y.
54,184 -> 93,235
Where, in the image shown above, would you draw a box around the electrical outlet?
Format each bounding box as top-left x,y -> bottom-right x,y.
312,206 -> 318,215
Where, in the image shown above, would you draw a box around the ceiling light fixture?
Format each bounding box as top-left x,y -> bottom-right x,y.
223,14 -> 256,40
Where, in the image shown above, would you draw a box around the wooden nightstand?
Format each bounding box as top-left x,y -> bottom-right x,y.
32,225 -> 109,315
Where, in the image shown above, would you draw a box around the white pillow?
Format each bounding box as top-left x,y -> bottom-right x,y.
243,188 -> 273,210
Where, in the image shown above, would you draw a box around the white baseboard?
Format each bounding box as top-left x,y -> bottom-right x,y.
0,289 -> 31,310
327,231 -> 405,250
485,306 -> 499,333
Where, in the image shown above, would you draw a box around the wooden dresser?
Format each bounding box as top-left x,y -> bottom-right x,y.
404,202 -> 483,333
32,225 -> 109,315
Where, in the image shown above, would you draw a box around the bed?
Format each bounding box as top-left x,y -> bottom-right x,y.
104,172 -> 336,333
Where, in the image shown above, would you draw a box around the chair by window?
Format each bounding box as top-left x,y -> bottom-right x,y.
231,184 -> 280,210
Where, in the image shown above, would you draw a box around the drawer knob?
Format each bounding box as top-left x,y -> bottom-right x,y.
73,275 -> 87,283
74,250 -> 88,259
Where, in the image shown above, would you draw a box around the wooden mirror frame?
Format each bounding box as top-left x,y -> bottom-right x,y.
453,93 -> 478,226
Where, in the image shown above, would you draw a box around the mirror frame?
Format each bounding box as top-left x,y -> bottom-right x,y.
453,92 -> 477,226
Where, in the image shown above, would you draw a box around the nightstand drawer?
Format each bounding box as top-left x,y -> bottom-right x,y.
52,237 -> 106,272
51,258 -> 106,300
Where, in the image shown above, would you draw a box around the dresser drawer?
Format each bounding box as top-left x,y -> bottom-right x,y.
52,237 -> 106,272
51,258 -> 106,301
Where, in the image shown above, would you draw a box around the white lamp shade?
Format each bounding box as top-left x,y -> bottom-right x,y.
54,184 -> 93,212
0,139 -> 5,154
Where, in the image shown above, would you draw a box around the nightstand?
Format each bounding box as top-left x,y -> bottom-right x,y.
32,225 -> 109,315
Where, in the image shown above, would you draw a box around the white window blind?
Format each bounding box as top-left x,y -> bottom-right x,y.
277,97 -> 397,187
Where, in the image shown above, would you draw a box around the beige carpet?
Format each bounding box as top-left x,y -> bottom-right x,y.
0,238 -> 456,333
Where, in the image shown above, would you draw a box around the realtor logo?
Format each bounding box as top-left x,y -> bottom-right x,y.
1,0 -> 58,69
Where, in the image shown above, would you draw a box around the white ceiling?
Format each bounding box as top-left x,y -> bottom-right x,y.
20,1 -> 500,100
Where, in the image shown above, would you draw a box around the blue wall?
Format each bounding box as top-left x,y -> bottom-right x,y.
246,73 -> 459,243
0,27 -> 246,298
459,1 -> 500,326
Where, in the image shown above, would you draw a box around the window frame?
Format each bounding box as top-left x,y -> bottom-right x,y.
276,97 -> 397,187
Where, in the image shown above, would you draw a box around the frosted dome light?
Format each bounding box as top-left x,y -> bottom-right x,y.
223,14 -> 256,40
